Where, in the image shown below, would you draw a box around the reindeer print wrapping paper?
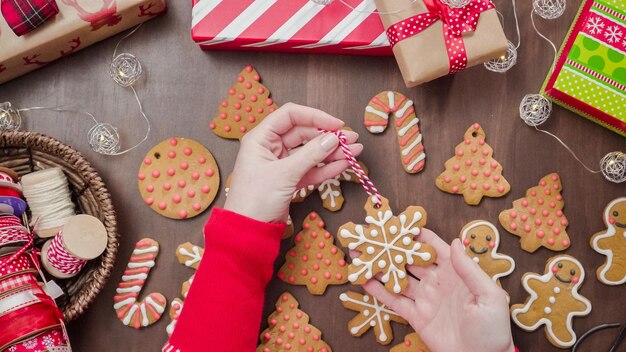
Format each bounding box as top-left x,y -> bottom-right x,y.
0,0 -> 167,84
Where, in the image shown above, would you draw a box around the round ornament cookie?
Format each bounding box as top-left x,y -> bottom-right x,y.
138,138 -> 220,220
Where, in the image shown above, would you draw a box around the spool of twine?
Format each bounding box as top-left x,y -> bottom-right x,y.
22,168 -> 76,238
42,215 -> 108,279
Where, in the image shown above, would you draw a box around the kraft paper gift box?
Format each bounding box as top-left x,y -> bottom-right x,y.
0,0 -> 167,84
374,0 -> 508,87
541,0 -> 626,137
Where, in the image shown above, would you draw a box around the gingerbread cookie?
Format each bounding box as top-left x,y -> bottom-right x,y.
340,290 -> 407,345
225,174 -> 293,238
499,173 -> 571,253
166,298 -> 184,337
338,196 -> 436,294
460,220 -> 515,286
138,138 -> 220,220
278,212 -> 348,295
258,292 -> 332,352
511,255 -> 592,348
391,333 -> 431,352
176,242 -> 204,270
590,197 -> 626,285
113,238 -> 167,329
435,123 -> 510,205
364,91 -> 425,174
211,65 -> 278,140
292,162 -> 368,212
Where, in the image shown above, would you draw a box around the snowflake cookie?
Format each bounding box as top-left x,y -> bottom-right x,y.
338,196 -> 436,294
340,290 -> 407,345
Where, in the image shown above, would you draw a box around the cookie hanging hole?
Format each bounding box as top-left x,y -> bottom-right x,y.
471,131 -> 478,138
154,152 -> 161,159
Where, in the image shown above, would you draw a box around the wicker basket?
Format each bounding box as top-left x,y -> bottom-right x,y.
0,131 -> 118,322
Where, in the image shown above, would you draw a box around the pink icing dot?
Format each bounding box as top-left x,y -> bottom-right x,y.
544,189 -> 551,195
479,158 -> 486,165
224,125 -> 231,132
530,190 -> 537,197
493,175 -> 500,182
456,150 -> 464,157
497,185 -> 506,193
324,272 -> 331,279
482,183 -> 490,190
304,327 -> 311,333
542,210 -> 549,217
547,219 -> 554,226
530,208 -> 537,215
144,157 -> 152,165
201,185 -> 210,193
248,116 -> 256,123
240,126 -> 247,133
556,210 -> 563,217
444,177 -> 451,183
250,95 -> 258,102
491,161 -> 498,169
187,190 -> 196,198
547,238 -> 555,246
471,169 -> 478,176
209,123 -> 216,129
335,273 -> 343,280
483,170 -> 491,177
192,203 -> 201,211
536,230 -> 545,239
553,183 -> 559,190
179,210 -> 188,219
178,180 -> 186,188
302,255 -> 308,262
537,198 -> 544,205
164,183 -> 172,191
453,164 -> 461,171
479,139 -> 485,145
158,202 -> 167,210
324,259 -> 331,265
316,253 -> 323,260
180,162 -> 189,170
258,87 -> 265,94
183,147 -> 192,156
509,211 -> 517,218
233,114 -> 241,122
219,112 -> 227,119
167,168 -> 175,176
137,173 -> 145,180
146,185 -> 154,193
510,223 -> 517,230
524,225 -> 531,233
482,149 -> 489,156
464,139 -> 471,145
198,157 -> 206,165
152,170 -> 160,178
471,146 -> 477,153
173,195 -> 182,203
220,100 -> 228,107
534,218 -> 542,226
553,228 -> 560,235
330,247 -> 337,254
313,264 -> 319,270
470,183 -> 477,190
234,103 -> 241,110
205,168 -> 215,177
549,201 -> 556,208
451,186 -> 459,193
460,175 -> 467,183
551,174 -> 559,181
310,277 -> 318,284
561,219 -> 568,226
145,198 -> 154,206
169,138 -> 178,146
311,231 -> 318,239
300,269 -> 308,276
168,151 -> 176,159
265,98 -> 273,106
338,259 -> 346,266
521,215 -> 528,222
556,195 -> 563,201
191,172 -> 200,180
238,93 -> 245,100
472,123 -> 480,130
257,107 -> 264,114
562,240 -> 570,247
540,180 -> 546,187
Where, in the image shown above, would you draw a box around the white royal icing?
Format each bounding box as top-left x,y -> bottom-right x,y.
178,246 -> 203,268
591,197 -> 626,285
511,256 -> 592,348
340,292 -> 402,342
461,221 -> 515,282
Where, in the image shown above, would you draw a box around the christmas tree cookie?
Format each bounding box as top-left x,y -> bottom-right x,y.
278,212 -> 348,295
499,173 -> 571,253
211,65 -> 278,140
391,333 -> 431,352
435,123 -> 510,205
258,292 -> 331,352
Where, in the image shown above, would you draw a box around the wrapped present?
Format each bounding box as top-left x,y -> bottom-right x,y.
541,0 -> 626,137
374,0 -> 507,87
191,0 -> 392,56
0,0 -> 167,84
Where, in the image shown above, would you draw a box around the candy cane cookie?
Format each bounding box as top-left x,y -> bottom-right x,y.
113,238 -> 166,329
363,91 -> 425,174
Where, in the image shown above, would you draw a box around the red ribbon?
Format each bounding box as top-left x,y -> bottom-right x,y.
0,186 -> 20,198
386,0 -> 495,73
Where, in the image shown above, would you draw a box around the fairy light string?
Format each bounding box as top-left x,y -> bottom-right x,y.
0,24 -> 150,156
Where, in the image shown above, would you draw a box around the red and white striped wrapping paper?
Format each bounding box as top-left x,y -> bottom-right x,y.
191,0 -> 393,56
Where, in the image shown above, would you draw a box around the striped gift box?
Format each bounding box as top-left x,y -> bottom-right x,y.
191,0 -> 393,56
542,0 -> 626,137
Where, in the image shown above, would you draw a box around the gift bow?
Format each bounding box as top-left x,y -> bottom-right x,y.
386,0 -> 495,74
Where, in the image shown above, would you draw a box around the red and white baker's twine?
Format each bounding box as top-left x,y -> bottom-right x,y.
47,231 -> 86,275
319,130 -> 382,207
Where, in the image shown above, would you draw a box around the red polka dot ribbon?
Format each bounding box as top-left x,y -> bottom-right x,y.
386,0 -> 495,74
318,130 -> 382,208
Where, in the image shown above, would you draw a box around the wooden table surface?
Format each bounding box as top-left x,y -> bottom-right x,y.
1,0 -> 624,351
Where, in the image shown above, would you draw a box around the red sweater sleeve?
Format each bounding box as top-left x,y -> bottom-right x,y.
164,208 -> 285,352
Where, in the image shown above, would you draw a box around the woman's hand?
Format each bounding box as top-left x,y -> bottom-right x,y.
361,232 -> 515,352
224,103 -> 363,223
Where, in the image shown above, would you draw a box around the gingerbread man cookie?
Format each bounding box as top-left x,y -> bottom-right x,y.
292,162 -> 368,212
363,91 -> 426,174
340,290 -> 407,345
590,197 -> 626,285
500,173 -> 571,253
435,123 -> 510,205
460,220 -> 515,286
338,196 -> 436,294
391,333 -> 431,352
258,292 -> 332,352
511,255 -> 592,348
138,138 -> 220,220
113,238 -> 167,329
278,212 -> 348,295
210,65 -> 278,140
224,174 -> 293,238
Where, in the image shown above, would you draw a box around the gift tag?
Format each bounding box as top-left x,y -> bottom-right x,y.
43,280 -> 65,299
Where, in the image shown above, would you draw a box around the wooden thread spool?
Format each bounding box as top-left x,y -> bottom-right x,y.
41,215 -> 108,279
22,168 -> 76,238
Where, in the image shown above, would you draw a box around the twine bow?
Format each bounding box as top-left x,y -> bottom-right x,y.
386,0 -> 495,73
